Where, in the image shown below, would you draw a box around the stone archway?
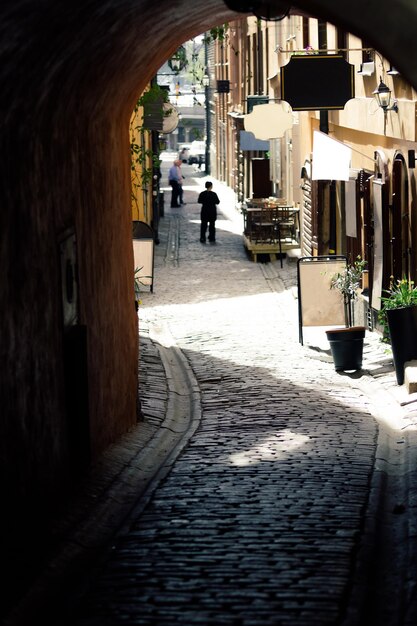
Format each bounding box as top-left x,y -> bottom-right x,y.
0,3 -> 238,609
0,1 -> 237,461
2,0 -> 417,603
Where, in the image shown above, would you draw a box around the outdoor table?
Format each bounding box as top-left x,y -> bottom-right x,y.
242,205 -> 299,266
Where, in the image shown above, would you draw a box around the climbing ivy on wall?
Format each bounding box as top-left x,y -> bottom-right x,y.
130,84 -> 169,217
203,23 -> 229,43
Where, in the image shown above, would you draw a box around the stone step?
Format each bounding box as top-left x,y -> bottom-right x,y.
405,360 -> 417,393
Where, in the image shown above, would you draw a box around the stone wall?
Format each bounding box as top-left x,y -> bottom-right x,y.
0,0 -> 234,610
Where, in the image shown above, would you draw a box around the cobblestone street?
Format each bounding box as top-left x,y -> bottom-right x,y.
45,155 -> 416,626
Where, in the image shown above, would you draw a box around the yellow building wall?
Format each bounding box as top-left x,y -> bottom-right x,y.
130,102 -> 153,224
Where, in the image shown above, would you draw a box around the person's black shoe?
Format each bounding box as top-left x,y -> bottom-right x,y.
171,204 -> 180,208
200,239 -> 206,243
209,239 -> 216,243
181,202 -> 187,205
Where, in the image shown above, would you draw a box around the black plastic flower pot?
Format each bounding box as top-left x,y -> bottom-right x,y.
325,326 -> 366,372
386,305 -> 417,385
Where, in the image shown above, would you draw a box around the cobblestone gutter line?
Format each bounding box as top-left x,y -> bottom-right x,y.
164,212 -> 180,267
4,315 -> 201,626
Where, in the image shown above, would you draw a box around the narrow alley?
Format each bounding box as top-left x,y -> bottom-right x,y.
11,156 -> 417,626
5,4 -> 417,626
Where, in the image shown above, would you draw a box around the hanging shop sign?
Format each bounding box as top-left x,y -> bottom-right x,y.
280,54 -> 355,111
216,80 -> 230,93
161,103 -> 179,134
244,102 -> 293,139
143,102 -> 179,134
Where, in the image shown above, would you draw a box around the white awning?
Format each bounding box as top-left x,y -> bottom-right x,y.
312,131 -> 352,181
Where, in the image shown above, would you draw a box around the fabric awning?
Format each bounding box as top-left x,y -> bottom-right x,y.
240,131 -> 269,151
311,131 -> 352,181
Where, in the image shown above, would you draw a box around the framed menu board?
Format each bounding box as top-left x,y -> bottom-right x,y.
297,255 -> 347,344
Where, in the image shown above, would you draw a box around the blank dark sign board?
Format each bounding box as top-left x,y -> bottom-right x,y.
281,55 -> 355,111
297,256 -> 347,344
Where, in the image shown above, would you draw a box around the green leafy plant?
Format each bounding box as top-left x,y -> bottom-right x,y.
378,276 -> 417,337
380,277 -> 417,309
130,84 -> 169,211
134,267 -> 152,298
134,267 -> 143,303
136,83 -> 170,112
331,256 -> 367,302
203,24 -> 229,44
330,256 -> 367,326
134,267 -> 152,310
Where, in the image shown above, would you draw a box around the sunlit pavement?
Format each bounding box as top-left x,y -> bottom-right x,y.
12,154 -> 417,626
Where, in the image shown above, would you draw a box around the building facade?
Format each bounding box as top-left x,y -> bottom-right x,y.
208,15 -> 417,329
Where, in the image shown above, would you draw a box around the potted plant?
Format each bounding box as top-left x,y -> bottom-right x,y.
325,256 -> 367,371
329,255 -> 367,326
134,267 -> 143,312
378,277 -> 417,385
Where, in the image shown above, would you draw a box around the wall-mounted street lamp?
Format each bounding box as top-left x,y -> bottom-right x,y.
168,46 -> 188,74
373,77 -> 398,112
373,77 -> 398,134
202,73 -> 210,88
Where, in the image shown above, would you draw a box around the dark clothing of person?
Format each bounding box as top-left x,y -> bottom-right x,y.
168,163 -> 181,207
177,168 -> 185,204
198,189 -> 220,242
169,179 -> 181,207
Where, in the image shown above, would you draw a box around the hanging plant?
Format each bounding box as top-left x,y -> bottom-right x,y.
203,23 -> 229,44
137,84 -> 172,128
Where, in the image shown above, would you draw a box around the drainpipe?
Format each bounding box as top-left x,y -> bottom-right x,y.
204,39 -> 211,175
317,21 -> 337,254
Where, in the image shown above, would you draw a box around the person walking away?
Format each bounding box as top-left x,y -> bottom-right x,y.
198,181 -> 220,243
179,146 -> 189,163
168,160 -> 181,208
177,160 -> 186,205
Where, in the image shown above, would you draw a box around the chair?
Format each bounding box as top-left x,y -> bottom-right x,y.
276,206 -> 296,242
251,206 -> 277,243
